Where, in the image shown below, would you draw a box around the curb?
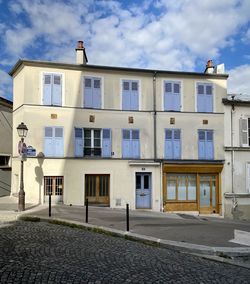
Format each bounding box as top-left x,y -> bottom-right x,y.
18,215 -> 250,269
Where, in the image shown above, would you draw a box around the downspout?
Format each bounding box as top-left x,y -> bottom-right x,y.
231,97 -> 237,210
153,72 -> 157,160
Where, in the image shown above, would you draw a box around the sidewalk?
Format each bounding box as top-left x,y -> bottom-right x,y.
1,200 -> 250,265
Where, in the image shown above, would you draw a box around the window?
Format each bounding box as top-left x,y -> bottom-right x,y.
44,127 -> 64,157
44,176 -> 63,196
239,118 -> 250,147
165,129 -> 181,159
43,73 -> 62,106
122,80 -> 139,110
197,83 -> 213,112
84,77 -> 101,108
74,128 -> 111,157
166,174 -> 196,201
164,81 -> 181,111
122,129 -> 140,158
198,130 -> 214,160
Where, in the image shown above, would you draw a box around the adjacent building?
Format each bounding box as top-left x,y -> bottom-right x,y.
0,97 -> 12,197
9,42 -> 228,215
223,95 -> 250,220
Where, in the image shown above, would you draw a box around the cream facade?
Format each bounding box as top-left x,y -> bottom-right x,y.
10,49 -> 228,214
223,97 -> 250,220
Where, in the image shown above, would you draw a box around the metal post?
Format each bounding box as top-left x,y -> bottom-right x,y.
49,193 -> 51,217
18,159 -> 25,211
126,203 -> 129,231
85,198 -> 88,223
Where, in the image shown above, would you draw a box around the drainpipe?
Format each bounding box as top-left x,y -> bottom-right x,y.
231,96 -> 237,210
153,72 -> 157,160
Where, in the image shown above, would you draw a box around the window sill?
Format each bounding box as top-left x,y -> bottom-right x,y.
224,193 -> 250,198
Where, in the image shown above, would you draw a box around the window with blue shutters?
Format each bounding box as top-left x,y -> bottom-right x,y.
164,81 -> 181,111
122,129 -> 140,158
43,74 -> 62,106
44,127 -> 64,157
197,83 -> 213,112
198,130 -> 214,159
84,77 -> 101,108
165,129 -> 181,159
74,128 -> 112,157
122,80 -> 139,110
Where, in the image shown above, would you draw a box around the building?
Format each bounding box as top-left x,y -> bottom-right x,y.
0,97 -> 12,197
9,41 -> 228,215
223,95 -> 250,220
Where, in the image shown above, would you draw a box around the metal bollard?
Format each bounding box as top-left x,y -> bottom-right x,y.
85,198 -> 88,223
126,203 -> 129,231
49,193 -> 51,217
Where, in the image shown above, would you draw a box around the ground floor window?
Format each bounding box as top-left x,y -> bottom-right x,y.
44,176 -> 63,196
166,174 -> 196,201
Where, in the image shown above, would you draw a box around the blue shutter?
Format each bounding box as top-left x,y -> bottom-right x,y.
122,81 -> 131,110
102,129 -> 111,157
206,131 -> 214,159
132,130 -> 140,158
52,74 -> 62,106
122,129 -> 131,158
165,129 -> 173,159
44,127 -> 53,156
164,82 -> 172,111
173,82 -> 180,111
75,128 -> 83,157
173,129 -> 181,159
197,84 -> 205,112
93,78 -> 101,108
198,130 -> 205,159
43,74 -> 52,105
54,127 -> 64,157
131,81 -> 139,110
84,77 -> 92,107
205,84 -> 213,112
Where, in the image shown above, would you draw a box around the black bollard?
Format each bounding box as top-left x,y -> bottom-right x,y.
49,193 -> 51,217
85,198 -> 88,223
126,203 -> 129,231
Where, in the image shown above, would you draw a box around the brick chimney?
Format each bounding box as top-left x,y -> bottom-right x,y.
204,59 -> 214,74
75,40 -> 88,65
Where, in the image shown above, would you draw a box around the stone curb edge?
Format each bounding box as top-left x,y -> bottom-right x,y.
18,215 -> 250,266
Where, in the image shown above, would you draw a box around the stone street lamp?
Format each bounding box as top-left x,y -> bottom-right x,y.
17,122 -> 28,211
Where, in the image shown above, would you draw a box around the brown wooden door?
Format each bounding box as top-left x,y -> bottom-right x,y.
199,175 -> 218,214
85,174 -> 110,206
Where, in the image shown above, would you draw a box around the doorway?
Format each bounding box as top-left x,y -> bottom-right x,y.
136,173 -> 152,209
199,175 -> 217,214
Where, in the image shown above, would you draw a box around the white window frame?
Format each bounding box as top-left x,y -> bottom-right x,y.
41,72 -> 65,106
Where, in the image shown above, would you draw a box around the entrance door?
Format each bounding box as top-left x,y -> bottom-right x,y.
136,173 -> 151,209
199,175 -> 217,214
44,176 -> 63,204
85,174 -> 110,206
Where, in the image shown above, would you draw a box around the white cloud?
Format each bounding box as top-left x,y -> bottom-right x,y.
228,64 -> 250,95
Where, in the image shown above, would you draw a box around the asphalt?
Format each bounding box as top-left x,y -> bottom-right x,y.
1,196 -> 250,267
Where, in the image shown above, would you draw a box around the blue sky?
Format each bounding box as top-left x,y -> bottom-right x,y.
1,0 -> 250,101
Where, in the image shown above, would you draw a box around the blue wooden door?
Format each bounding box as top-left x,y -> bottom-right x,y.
136,173 -> 151,209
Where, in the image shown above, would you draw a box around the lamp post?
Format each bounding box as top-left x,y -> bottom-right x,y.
17,122 -> 28,211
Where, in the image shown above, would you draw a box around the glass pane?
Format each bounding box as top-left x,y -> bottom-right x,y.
198,84 -> 204,95
45,127 -> 53,137
200,181 -> 210,207
212,181 -> 216,207
94,138 -> 101,147
123,81 -> 129,91
85,78 -> 91,88
206,131 -> 213,141
188,177 -> 196,200
178,177 -> 186,200
103,129 -> 110,139
84,129 -> 91,138
132,82 -> 138,91
173,83 -> 180,93
132,130 -> 139,140
136,175 -> 141,189
84,138 -> 91,147
94,79 -> 100,89
144,175 -> 149,189
44,75 -> 51,84
123,129 -> 130,139
167,180 -> 176,200
165,82 -> 172,93
55,128 -> 63,138
54,75 -> 61,85
206,85 -> 212,95
94,130 -> 101,138
198,131 -> 205,141
165,129 -> 172,140
174,129 -> 180,140
75,128 -> 82,138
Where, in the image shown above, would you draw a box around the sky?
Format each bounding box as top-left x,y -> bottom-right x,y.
1,0 -> 250,101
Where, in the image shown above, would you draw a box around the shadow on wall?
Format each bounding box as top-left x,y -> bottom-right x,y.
34,152 -> 44,205
0,170 -> 11,197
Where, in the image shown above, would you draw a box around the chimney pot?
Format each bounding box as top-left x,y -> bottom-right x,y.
77,40 -> 84,49
75,40 -> 88,64
206,59 -> 213,68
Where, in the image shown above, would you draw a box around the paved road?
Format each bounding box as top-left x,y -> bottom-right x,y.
0,221 -> 250,284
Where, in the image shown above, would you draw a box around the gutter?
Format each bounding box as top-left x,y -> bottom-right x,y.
153,72 -> 157,161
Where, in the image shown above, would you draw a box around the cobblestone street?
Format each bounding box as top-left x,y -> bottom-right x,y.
0,221 -> 250,283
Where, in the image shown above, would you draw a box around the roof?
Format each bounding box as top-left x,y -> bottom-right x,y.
9,59 -> 229,79
0,97 -> 13,109
223,94 -> 250,106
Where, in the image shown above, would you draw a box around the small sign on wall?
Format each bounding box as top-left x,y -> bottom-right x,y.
51,114 -> 57,119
